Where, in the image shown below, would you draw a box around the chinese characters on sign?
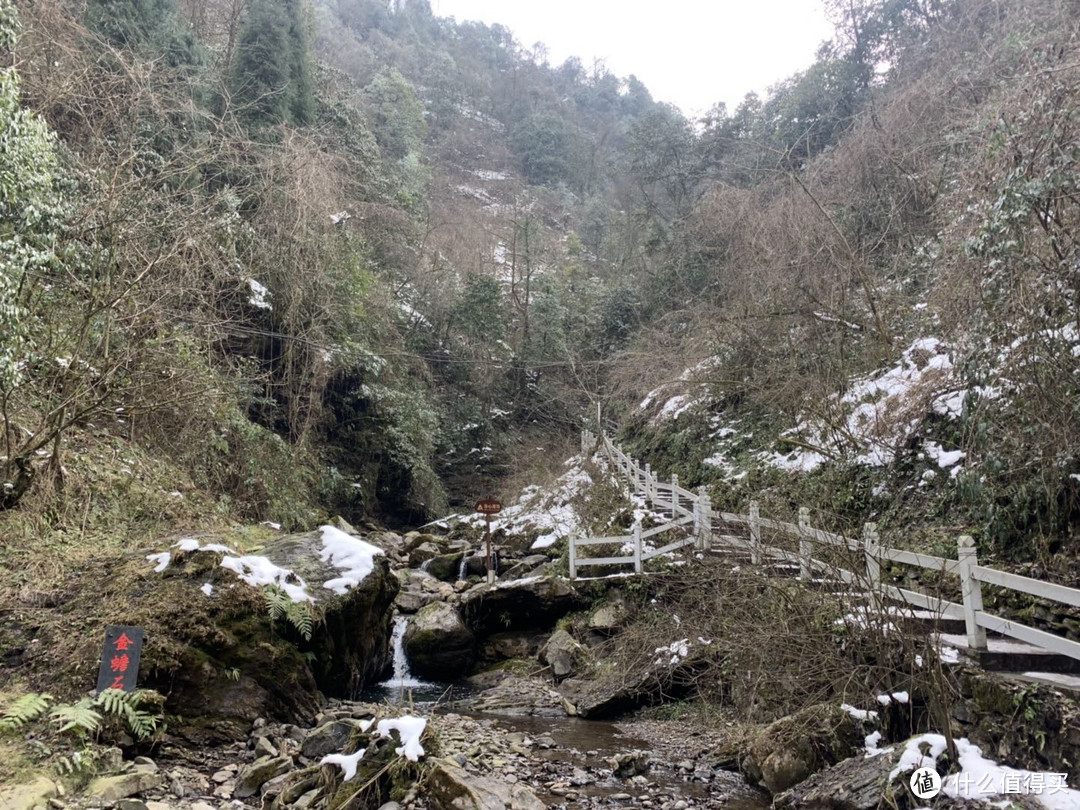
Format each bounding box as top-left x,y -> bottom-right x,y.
95,625 -> 144,693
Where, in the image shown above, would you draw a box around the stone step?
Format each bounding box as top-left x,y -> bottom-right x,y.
936,632 -> 1080,675
1006,671 -> 1080,693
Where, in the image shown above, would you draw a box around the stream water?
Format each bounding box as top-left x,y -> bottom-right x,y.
456,712 -> 768,809
361,614 -> 482,705
362,614 -> 767,808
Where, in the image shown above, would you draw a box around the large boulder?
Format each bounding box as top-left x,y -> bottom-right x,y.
461,576 -> 586,634
423,551 -> 466,582
497,557 -> 548,581
539,629 -> 590,680
255,530 -> 399,695
427,757 -> 545,809
588,596 -> 629,633
449,675 -> 568,717
559,638 -> 709,719
25,526 -> 398,745
741,704 -> 864,795
404,532 -> 444,553
772,750 -> 894,810
403,602 -> 475,679
479,631 -> 548,664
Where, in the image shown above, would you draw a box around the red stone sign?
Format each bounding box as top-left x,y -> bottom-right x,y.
95,625 -> 144,693
474,499 -> 502,515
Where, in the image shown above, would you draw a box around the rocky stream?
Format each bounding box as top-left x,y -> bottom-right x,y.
4,511 -> 1080,810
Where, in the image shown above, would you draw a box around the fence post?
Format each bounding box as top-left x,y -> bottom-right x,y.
645,463 -> 653,503
958,535 -> 988,651
749,500 -> 761,566
798,507 -> 811,581
697,487 -> 712,551
633,522 -> 643,574
569,535 -> 577,580
670,474 -> 680,519
863,522 -> 880,594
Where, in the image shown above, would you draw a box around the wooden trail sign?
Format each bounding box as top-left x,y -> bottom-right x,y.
475,499 -> 502,583
96,625 -> 144,693
474,499 -> 502,515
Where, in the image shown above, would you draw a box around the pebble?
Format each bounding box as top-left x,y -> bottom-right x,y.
99,682 -> 759,810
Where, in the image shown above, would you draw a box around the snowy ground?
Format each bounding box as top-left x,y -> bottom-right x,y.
445,454 -> 594,550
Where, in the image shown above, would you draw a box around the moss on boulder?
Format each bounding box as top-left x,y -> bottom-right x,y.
403,602 -> 475,679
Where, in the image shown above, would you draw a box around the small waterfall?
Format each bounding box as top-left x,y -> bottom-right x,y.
380,615 -> 429,688
419,558 -> 433,573
458,554 -> 469,581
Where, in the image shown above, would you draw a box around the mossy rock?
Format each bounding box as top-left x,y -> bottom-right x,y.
423,552 -> 465,582
326,740 -> 397,810
18,527 -> 398,744
741,704 -> 863,795
402,602 -> 474,680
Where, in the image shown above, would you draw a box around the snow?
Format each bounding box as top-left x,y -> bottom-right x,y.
473,169 -> 508,180
841,703 -> 879,721
761,337 -> 962,472
319,525 -> 384,594
320,748 -> 367,781
864,730 -> 895,758
925,441 -> 966,469
247,279 -> 272,310
658,394 -> 692,421
637,358 -> 722,423
149,529 -> 385,602
876,690 -> 910,706
891,733 -> 1080,809
398,300 -> 430,326
200,583 -> 214,597
202,542 -> 236,554
940,646 -> 961,664
376,715 -> 428,761
889,732 -> 947,779
450,455 -> 592,552
220,555 -> 312,603
653,638 -> 691,666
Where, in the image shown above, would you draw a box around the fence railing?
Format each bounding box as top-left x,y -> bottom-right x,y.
573,428 -> 1080,663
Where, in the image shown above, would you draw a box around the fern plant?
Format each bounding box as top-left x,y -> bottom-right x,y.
54,750 -> 93,777
93,689 -> 159,740
0,692 -> 54,732
0,689 -> 161,742
264,585 -> 314,640
50,699 -> 102,736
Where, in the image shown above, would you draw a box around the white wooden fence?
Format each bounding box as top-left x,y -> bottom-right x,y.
573,428 -> 1080,664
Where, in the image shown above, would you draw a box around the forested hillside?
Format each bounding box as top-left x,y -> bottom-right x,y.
2,0 -> 1079,569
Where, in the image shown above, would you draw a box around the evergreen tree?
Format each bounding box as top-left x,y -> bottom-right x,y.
363,68 -> 427,160
84,0 -> 202,67
0,0 -> 62,387
231,0 -> 313,126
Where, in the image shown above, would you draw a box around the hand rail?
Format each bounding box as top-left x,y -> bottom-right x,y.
574,427 -> 1080,663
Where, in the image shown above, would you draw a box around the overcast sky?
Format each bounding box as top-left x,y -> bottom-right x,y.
430,0 -> 836,118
